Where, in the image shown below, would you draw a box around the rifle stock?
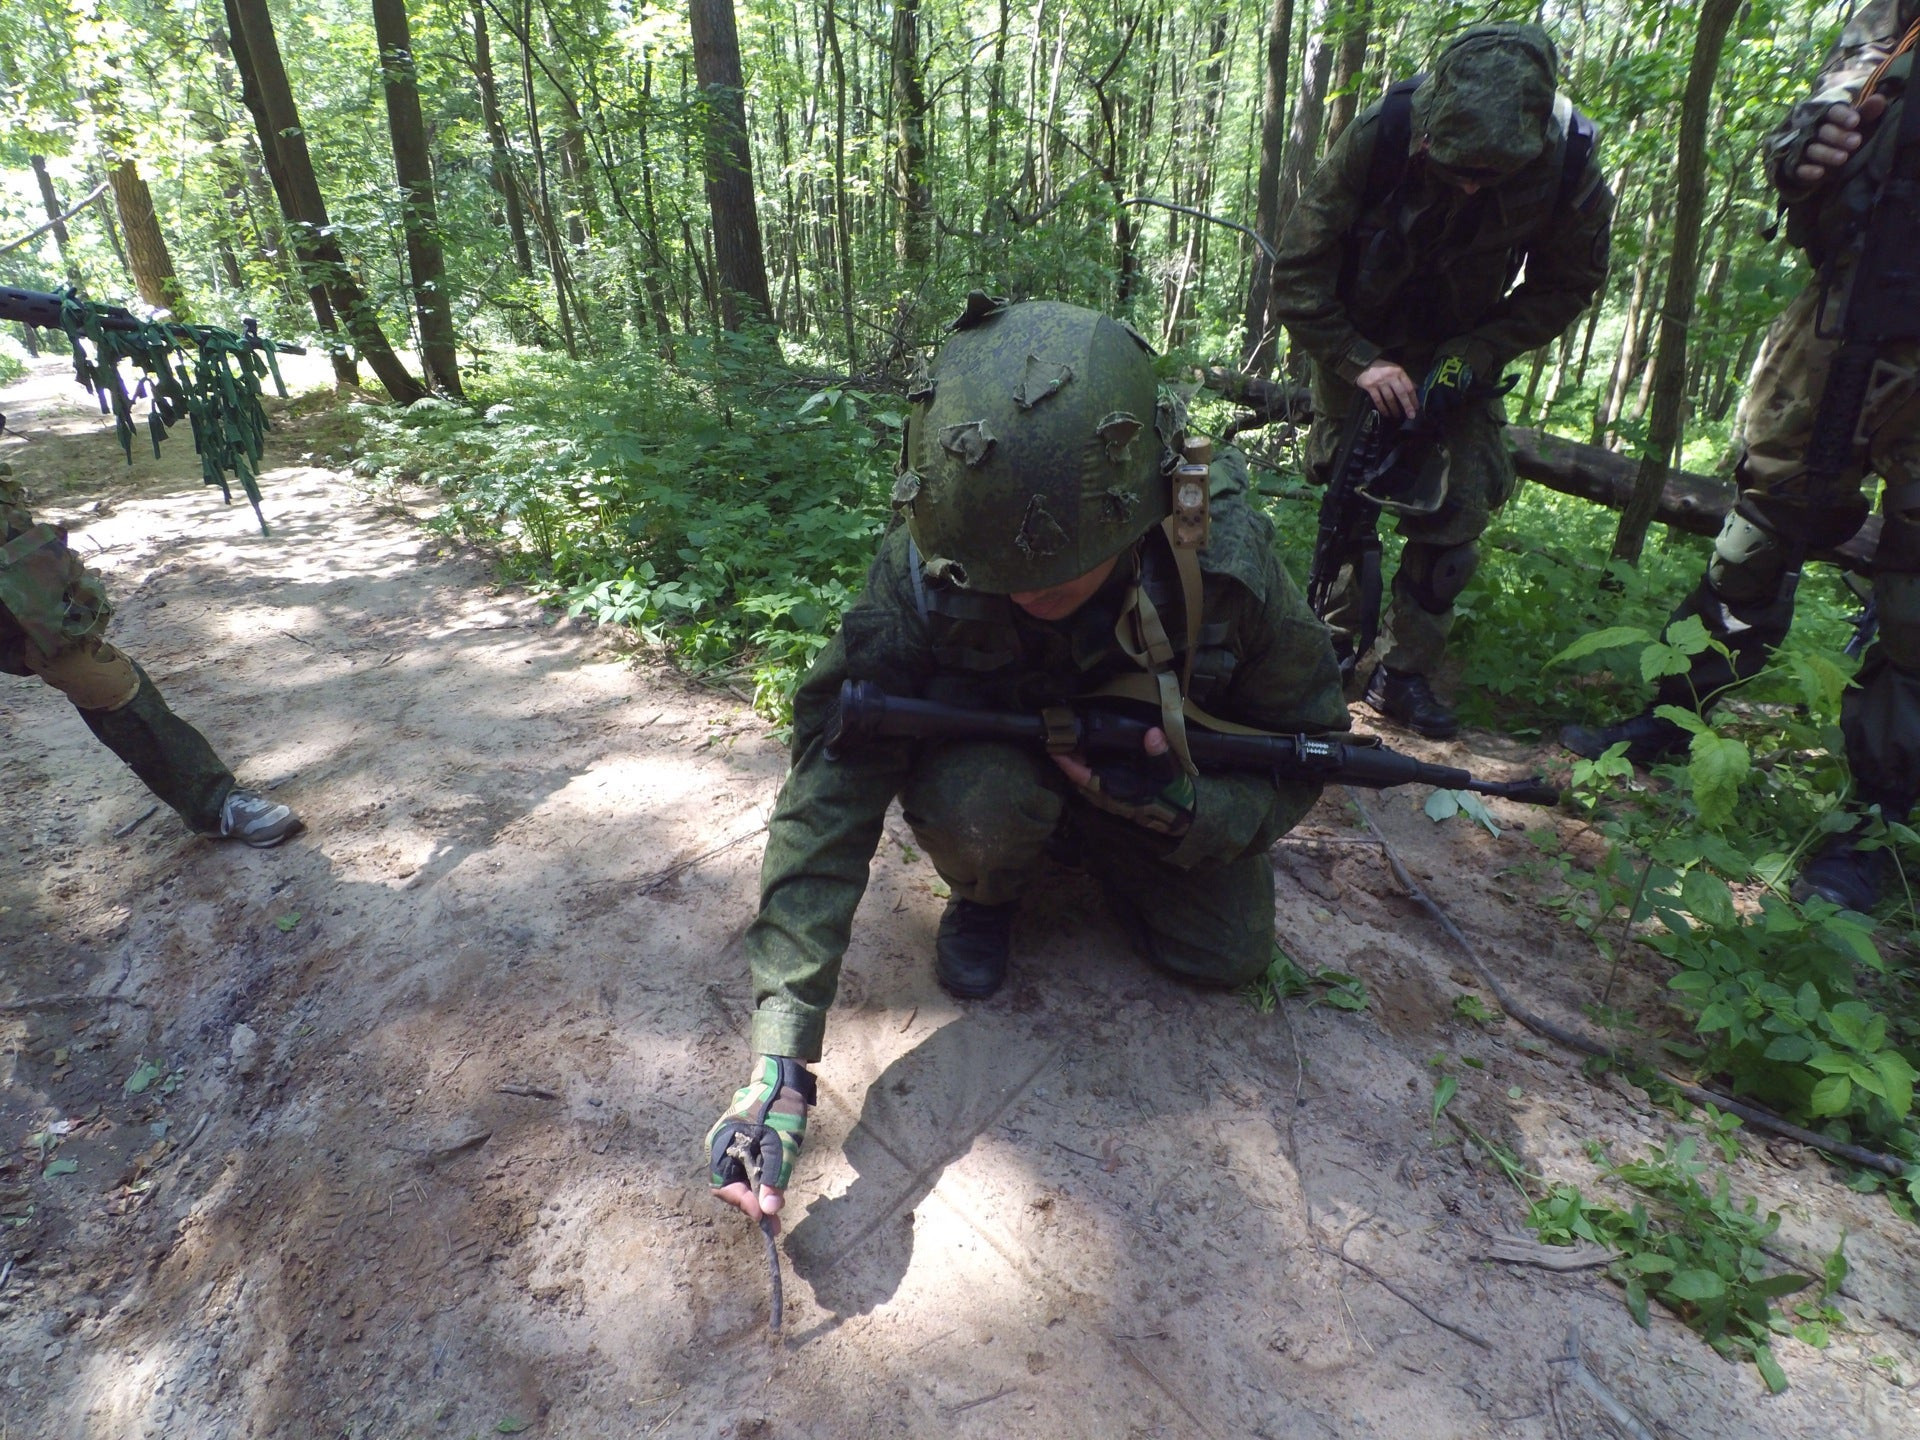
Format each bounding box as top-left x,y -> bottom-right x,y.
826,680 -> 1559,806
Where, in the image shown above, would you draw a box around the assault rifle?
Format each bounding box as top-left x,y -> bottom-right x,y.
0,285 -> 304,531
1305,401 -> 1393,681
826,680 -> 1560,806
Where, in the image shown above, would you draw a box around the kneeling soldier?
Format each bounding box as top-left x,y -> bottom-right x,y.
706,296 -> 1346,1231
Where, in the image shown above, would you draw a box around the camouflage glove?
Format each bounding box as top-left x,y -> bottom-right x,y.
707,1055 -> 815,1195
1419,353 -> 1476,424
1066,749 -> 1196,837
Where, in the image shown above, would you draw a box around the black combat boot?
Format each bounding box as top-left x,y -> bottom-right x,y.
935,897 -> 1015,999
1559,710 -> 1689,766
1364,664 -> 1458,739
1791,831 -> 1890,913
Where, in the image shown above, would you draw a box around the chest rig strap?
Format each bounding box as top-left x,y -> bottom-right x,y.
1112,508 -> 1207,776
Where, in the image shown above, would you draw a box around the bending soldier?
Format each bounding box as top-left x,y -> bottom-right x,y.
1564,1 -> 1920,912
705,298 -> 1346,1230
1,459 -> 302,847
1269,23 -> 1613,737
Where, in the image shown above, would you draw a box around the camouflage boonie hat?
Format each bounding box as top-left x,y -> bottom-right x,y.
1414,23 -> 1559,176
899,295 -> 1168,593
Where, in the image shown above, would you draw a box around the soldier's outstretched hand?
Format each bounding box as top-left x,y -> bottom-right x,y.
1052,725 -> 1196,838
1795,94 -> 1889,185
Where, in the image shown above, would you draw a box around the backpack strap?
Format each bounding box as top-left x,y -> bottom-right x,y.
1363,76 -> 1425,213
1554,92 -> 1600,214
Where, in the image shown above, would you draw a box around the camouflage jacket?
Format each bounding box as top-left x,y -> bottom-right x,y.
0,465 -> 112,672
1268,97 -> 1613,386
1768,0 -> 1920,201
745,458 -> 1347,1062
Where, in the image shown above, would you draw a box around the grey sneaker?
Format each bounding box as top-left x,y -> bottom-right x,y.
218,788 -> 304,848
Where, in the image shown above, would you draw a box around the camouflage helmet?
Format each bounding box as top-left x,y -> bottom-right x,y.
1414,23 -> 1559,176
899,295 -> 1168,593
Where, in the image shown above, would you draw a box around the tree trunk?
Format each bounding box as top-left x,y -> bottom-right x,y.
373,0 -> 462,398
1612,0 -> 1741,564
104,160 -> 190,319
217,17 -> 357,383
689,0 -> 774,334
1241,0 -> 1293,374
890,0 -> 931,267
226,0 -> 424,401
824,0 -> 856,366
1324,0 -> 1371,146
472,1 -> 534,277
1277,0 -> 1333,233
29,157 -> 82,289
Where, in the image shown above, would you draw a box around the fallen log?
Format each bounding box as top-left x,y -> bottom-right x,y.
1201,370 -> 1879,573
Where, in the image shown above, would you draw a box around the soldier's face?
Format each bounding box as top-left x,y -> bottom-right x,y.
1009,554 -> 1120,621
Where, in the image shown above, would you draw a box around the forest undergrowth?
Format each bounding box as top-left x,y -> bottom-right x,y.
345,343 -> 1920,1390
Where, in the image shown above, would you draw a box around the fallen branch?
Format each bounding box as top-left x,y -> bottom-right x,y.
1326,1240 -> 1493,1351
1547,1325 -> 1660,1440
636,824 -> 769,895
0,182 -> 111,259
1342,789 -> 1909,1178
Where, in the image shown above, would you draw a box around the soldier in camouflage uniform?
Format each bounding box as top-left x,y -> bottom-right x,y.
705,298 -> 1346,1230
1270,23 -> 1613,738
1,459 -> 301,846
1565,0 -> 1920,912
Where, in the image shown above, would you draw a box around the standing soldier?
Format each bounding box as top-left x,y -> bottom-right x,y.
1564,1 -> 1920,912
705,298 -> 1348,1232
1,458 -> 302,847
1270,24 -> 1613,737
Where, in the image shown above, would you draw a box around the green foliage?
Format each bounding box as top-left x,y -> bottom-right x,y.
1539,615 -> 1920,1170
348,342 -> 893,718
1245,945 -> 1370,1014
1528,1137 -> 1848,1392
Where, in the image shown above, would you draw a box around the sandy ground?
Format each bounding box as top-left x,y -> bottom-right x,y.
2,355 -> 1917,1439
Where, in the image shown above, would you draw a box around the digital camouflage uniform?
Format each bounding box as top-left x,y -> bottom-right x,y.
1,462 -> 240,834
1639,0 -> 1920,818
742,312 -> 1347,1064
1269,24 -> 1613,679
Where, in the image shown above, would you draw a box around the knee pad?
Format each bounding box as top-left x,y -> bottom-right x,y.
1707,509 -> 1790,604
1400,541 -> 1479,614
31,637 -> 141,711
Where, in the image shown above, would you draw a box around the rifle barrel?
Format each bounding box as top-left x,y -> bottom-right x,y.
0,285 -> 306,355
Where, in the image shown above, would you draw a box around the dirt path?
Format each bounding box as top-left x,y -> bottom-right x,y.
2,357 -> 1916,1438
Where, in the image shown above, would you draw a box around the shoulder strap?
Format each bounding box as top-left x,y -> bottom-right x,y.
1555,93 -> 1599,213
1361,76 -> 1425,215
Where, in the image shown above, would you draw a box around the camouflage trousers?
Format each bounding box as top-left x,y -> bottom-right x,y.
1306,366 -> 1516,678
898,740 -> 1274,988
1672,261 -> 1920,813
3,486 -> 235,832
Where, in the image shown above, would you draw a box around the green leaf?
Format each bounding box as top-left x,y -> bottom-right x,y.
1873,1052 -> 1916,1118
1626,1251 -> 1676,1274
1547,626 -> 1652,666
1664,1269 -> 1729,1302
1424,789 -> 1461,823
42,1158 -> 79,1178
275,912 -> 302,933
1762,1034 -> 1813,1063
1679,869 -> 1738,929
1687,732 -> 1750,829
1640,643 -> 1693,683
1809,1075 -> 1854,1117
496,1419 -> 531,1435
1624,1277 -> 1651,1328
1754,1345 -> 1790,1394
1653,704 -> 1713,737
1748,1273 -> 1811,1300
1454,791 -> 1501,837
1664,613 -> 1714,656
125,1061 -> 163,1096
1431,1075 -> 1458,1123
